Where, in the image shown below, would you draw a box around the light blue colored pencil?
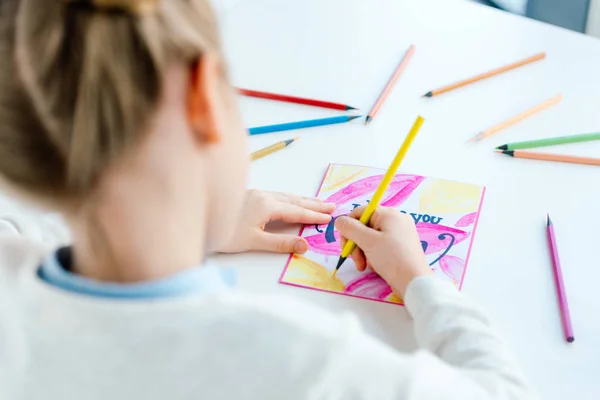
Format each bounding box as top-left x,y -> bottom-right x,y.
248,115 -> 362,136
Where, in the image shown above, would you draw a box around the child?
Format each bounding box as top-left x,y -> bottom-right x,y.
0,0 -> 536,399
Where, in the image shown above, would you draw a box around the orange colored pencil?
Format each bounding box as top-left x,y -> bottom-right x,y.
423,52 -> 546,98
468,94 -> 562,143
365,45 -> 415,125
496,149 -> 600,167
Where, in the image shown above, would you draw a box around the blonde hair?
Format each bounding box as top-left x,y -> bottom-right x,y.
0,0 -> 221,209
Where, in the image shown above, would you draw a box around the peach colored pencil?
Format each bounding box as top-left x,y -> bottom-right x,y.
468,94 -> 562,143
423,52 -> 546,98
365,45 -> 415,125
496,149 -> 600,167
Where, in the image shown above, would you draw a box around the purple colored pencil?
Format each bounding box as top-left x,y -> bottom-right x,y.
546,214 -> 575,343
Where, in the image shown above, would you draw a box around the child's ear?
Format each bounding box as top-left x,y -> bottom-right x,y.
187,54 -> 222,145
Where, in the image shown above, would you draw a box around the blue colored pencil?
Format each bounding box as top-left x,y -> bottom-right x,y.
248,115 -> 362,136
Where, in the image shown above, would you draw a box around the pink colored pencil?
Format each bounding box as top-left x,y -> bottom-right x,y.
365,44 -> 415,125
546,214 -> 575,343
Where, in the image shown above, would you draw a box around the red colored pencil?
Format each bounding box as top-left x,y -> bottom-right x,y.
237,88 -> 356,111
365,44 -> 415,125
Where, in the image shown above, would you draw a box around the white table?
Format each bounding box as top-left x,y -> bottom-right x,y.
215,0 -> 600,398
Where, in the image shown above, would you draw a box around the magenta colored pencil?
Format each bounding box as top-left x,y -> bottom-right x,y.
546,214 -> 575,343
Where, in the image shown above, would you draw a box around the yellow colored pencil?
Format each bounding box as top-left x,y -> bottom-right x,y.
468,94 -> 562,143
333,116 -> 425,276
251,138 -> 298,161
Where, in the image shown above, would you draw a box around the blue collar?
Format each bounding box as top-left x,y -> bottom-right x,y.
38,247 -> 236,299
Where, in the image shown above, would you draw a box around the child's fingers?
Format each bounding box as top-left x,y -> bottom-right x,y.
334,215 -> 379,250
271,191 -> 324,203
289,198 -> 335,214
349,205 -> 368,219
274,193 -> 336,214
351,248 -> 368,272
271,203 -> 333,225
254,232 -> 308,254
349,206 -> 398,232
341,234 -> 367,272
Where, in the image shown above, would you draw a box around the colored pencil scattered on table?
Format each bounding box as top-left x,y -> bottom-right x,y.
496,149 -> 600,167
238,88 -> 357,111
546,214 -> 575,343
497,132 -> 600,150
333,116 -> 425,277
365,44 -> 416,125
251,138 -> 299,161
468,94 -> 562,143
423,51 -> 546,98
248,115 -> 361,136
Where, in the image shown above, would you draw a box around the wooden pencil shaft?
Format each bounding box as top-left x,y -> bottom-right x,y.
546,217 -> 575,342
504,132 -> 600,150
238,88 -> 352,111
366,45 -> 415,121
248,115 -> 357,135
511,150 -> 600,166
429,52 -> 546,97
339,116 -> 425,260
251,141 -> 287,161
478,94 -> 562,141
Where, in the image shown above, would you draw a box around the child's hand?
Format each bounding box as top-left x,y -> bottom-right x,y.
218,190 -> 335,254
335,206 -> 432,298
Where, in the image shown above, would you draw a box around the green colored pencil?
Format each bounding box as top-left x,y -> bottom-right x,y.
497,132 -> 600,151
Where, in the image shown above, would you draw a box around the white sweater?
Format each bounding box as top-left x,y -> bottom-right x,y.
0,211 -> 537,400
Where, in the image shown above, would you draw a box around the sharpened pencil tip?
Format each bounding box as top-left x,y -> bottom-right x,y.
497,144 -> 508,150
346,106 -> 358,111
331,269 -> 337,278
364,116 -> 372,125
348,115 -> 363,121
567,337 -> 574,343
423,92 -> 433,98
335,257 -> 347,272
547,213 -> 552,226
284,138 -> 296,146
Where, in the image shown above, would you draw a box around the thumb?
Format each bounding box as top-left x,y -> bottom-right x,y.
335,216 -> 378,249
254,232 -> 309,254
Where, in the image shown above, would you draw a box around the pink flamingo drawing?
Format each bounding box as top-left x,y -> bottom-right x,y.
303,173 -> 471,290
